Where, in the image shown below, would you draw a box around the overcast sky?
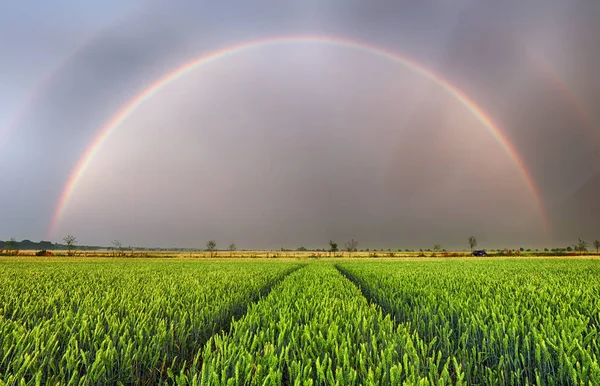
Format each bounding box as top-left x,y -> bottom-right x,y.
1,1 -> 598,249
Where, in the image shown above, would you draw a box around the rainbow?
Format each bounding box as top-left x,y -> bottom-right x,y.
0,68 -> 64,151
522,46 -> 599,144
48,35 -> 551,238
0,4 -> 142,152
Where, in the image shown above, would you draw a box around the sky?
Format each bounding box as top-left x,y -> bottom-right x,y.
1,0 -> 598,250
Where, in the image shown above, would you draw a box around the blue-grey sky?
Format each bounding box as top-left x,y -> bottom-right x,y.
1,1 -> 598,249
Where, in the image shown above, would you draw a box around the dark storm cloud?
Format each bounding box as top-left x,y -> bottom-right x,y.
430,1 -> 600,244
1,1 -> 598,247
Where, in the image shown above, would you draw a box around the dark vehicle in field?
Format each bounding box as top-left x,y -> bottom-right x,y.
472,250 -> 487,257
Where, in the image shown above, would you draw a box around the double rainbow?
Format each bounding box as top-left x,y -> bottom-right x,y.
48,35 -> 550,238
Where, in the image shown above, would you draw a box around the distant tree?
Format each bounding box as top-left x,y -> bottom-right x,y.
519,247 -> 524,252
544,248 -> 549,252
328,240 -> 338,256
566,246 -> 573,252
4,237 -> 17,255
345,238 -> 358,257
296,246 -> 307,251
594,240 -> 600,254
63,235 -> 77,256
111,240 -> 123,256
468,236 -> 477,253
577,238 -> 588,255
206,240 -> 217,258
433,244 -> 442,254
229,243 -> 236,257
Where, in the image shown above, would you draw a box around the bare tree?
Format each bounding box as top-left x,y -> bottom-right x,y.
433,243 -> 442,256
63,235 -> 77,256
206,240 -> 217,258
577,238 -> 588,256
468,236 -> 477,254
328,240 -> 338,257
594,239 -> 600,254
111,240 -> 123,257
345,238 -> 358,257
229,243 -> 236,257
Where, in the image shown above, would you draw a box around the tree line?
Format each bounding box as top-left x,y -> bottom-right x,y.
2,235 -> 600,256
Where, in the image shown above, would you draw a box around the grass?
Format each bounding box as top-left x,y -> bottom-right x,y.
1,257 -> 599,384
0,258 -> 301,384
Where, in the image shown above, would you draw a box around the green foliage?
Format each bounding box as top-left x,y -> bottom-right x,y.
3,237 -> 17,255
187,265 -> 454,385
3,258 -> 599,385
338,259 -> 600,385
328,240 -> 338,253
0,259 -> 299,384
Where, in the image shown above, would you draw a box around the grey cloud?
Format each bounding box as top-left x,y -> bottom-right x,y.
1,1 -> 598,248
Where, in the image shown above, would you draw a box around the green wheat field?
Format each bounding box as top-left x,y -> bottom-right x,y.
1,257 -> 599,385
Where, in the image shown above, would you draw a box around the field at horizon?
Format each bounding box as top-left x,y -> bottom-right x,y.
3,249 -> 600,259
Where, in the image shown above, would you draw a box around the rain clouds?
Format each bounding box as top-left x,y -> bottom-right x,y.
1,1 -> 598,249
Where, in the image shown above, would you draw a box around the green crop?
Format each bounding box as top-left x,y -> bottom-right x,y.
338,259 -> 600,384
0,259 -> 300,384
181,264 -> 461,385
2,258 -> 599,385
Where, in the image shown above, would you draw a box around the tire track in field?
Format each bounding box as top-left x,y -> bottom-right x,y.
333,265 -> 459,382
214,264 -> 307,337
334,264 -> 516,385
334,264 -> 420,332
188,264 -> 449,385
149,263 -> 306,384
334,264 -> 397,319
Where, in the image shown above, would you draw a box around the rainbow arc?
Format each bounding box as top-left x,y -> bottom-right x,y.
48,35 -> 551,238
